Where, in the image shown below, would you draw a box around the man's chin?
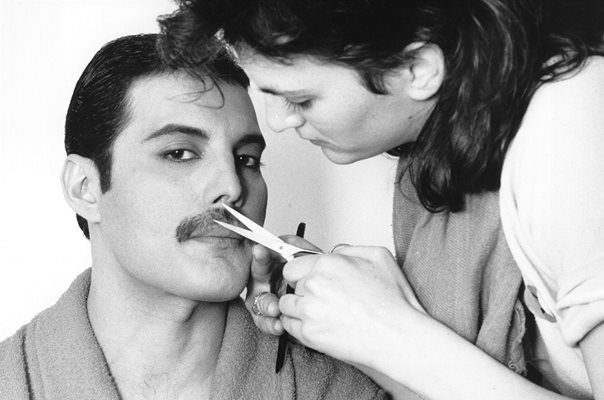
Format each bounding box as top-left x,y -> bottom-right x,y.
180,273 -> 248,304
201,280 -> 249,303
165,249 -> 250,299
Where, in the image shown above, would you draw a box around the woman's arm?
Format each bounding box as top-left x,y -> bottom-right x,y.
370,302 -> 572,400
354,364 -> 424,400
581,323 -> 604,399
500,56 -> 604,400
279,246 -> 576,400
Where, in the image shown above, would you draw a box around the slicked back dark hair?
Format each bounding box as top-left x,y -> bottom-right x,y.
159,0 -> 604,212
65,33 -> 248,238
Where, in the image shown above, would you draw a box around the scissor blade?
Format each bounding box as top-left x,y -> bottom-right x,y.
221,203 -> 276,242
213,220 -> 283,253
214,220 -> 316,261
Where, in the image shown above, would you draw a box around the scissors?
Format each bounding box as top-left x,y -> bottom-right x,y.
216,204 -> 318,374
213,203 -> 322,261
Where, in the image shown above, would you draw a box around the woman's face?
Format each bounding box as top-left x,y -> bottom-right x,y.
239,51 -> 436,164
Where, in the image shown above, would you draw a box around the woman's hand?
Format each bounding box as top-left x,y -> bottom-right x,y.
278,245 -> 424,366
274,245 -> 574,400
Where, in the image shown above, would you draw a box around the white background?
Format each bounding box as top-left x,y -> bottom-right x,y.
0,0 -> 397,341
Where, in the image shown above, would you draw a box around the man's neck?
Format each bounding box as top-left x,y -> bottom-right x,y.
87,267 -> 228,400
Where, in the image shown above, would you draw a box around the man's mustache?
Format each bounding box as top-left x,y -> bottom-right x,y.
175,208 -> 242,243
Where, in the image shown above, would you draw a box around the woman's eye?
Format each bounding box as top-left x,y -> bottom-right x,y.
236,154 -> 262,171
164,149 -> 198,161
283,98 -> 312,112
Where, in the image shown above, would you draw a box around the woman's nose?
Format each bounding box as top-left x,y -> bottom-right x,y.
264,95 -> 305,133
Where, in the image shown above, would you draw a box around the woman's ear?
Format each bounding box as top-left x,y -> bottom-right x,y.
61,154 -> 102,224
404,42 -> 445,101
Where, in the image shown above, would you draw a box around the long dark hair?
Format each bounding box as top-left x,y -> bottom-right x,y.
159,0 -> 604,212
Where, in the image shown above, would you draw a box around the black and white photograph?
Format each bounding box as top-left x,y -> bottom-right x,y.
0,1 -> 603,399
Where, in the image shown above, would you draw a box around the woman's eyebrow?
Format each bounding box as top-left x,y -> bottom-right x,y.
257,86 -> 309,97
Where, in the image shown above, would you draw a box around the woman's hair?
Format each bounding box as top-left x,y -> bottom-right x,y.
159,0 -> 604,212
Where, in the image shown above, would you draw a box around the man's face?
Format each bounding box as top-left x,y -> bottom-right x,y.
94,72 -> 267,302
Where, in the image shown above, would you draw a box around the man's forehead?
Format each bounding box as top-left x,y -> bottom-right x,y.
129,72 -> 229,109
121,73 -> 260,144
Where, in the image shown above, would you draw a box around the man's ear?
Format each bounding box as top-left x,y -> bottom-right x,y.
403,42 -> 445,101
61,154 -> 102,224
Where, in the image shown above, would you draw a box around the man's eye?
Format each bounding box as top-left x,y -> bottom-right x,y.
236,154 -> 262,171
164,149 -> 198,161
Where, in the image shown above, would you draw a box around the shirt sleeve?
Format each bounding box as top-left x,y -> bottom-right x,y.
501,56 -> 604,346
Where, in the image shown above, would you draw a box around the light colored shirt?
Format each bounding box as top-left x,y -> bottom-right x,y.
500,56 -> 604,399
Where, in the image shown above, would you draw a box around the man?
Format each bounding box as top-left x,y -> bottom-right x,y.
0,34 -> 384,400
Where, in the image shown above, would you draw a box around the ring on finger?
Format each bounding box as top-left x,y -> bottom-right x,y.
251,291 -> 269,317
329,243 -> 350,253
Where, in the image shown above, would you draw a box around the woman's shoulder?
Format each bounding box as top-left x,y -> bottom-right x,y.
500,56 -> 604,348
527,56 -> 604,127
509,53 -> 604,158
501,55 -> 604,276
541,55 -> 604,89
513,55 -> 604,156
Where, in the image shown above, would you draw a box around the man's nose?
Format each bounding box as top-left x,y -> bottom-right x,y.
264,95 -> 305,133
205,157 -> 244,207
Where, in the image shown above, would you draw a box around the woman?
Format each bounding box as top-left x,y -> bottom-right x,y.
159,1 -> 604,399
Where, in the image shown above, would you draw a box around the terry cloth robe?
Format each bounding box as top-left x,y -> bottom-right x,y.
393,157 -> 528,374
0,269 -> 386,400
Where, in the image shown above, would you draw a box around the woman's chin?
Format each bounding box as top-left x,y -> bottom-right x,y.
320,146 -> 367,165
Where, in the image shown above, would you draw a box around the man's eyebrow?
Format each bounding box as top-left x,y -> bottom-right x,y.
143,124 -> 209,142
237,133 -> 266,151
144,124 -> 265,150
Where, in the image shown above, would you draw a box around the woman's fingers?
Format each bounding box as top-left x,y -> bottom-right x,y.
322,245 -> 425,312
328,244 -> 390,261
282,254 -> 321,283
280,314 -> 302,340
279,292 -> 300,317
274,245 -> 426,366
280,234 -> 323,253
